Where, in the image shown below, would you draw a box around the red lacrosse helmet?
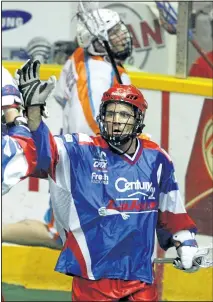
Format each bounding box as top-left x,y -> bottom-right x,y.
101,84 -> 148,112
97,84 -> 148,147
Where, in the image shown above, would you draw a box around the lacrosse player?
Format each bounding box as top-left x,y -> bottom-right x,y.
54,8 -> 133,135
189,6 -> 213,78
45,7 -> 134,246
2,66 -> 38,195
189,50 -> 213,78
2,66 -> 61,249
16,59 -> 200,301
1,66 -> 38,302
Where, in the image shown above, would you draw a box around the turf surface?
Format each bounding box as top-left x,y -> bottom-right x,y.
2,283 -> 71,301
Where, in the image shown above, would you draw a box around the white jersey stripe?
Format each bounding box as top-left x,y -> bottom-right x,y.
159,190 -> 186,214
157,163 -> 162,185
49,137 -> 95,279
2,142 -> 28,195
69,201 -> 95,280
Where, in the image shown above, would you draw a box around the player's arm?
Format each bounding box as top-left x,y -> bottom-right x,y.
156,151 -> 198,272
16,59 -> 77,180
2,111 -> 37,195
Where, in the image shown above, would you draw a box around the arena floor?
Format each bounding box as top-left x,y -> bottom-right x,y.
2,283 -> 71,301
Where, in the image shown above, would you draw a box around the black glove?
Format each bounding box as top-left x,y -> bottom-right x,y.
16,59 -> 56,115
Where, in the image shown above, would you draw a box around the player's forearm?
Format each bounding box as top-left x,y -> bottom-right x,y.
2,221 -> 62,249
27,106 -> 42,131
28,114 -> 59,175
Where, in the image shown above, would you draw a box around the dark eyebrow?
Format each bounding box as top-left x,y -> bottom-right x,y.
120,110 -> 132,114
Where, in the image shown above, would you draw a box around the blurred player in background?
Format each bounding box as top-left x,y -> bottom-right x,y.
2,66 -> 60,249
189,7 -> 213,78
189,50 -> 213,78
54,8 -> 133,135
2,65 -> 37,194
2,65 -> 49,302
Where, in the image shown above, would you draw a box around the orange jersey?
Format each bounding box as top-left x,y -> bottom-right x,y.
54,47 -> 131,136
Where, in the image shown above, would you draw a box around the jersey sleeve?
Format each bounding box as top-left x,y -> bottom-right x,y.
31,120 -> 81,182
156,150 -> 197,250
53,57 -> 76,108
2,125 -> 37,195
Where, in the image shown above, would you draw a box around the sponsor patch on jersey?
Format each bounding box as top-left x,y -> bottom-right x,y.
64,134 -> 73,142
91,172 -> 109,184
93,151 -> 108,171
115,177 -> 156,199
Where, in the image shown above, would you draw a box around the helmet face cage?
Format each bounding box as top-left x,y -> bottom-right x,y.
77,8 -> 132,60
108,21 -> 133,61
97,101 -> 145,146
91,21 -> 132,60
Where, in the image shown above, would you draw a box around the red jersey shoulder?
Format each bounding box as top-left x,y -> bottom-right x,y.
139,138 -> 172,162
140,138 -> 159,150
78,133 -> 108,148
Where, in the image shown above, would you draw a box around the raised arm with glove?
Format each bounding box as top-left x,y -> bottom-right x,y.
16,59 -> 56,130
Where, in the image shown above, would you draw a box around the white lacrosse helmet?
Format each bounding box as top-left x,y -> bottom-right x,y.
77,8 -> 132,60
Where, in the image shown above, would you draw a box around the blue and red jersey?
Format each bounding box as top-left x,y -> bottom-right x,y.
29,121 -> 196,284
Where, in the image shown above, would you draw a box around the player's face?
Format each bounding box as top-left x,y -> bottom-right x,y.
108,23 -> 130,53
104,102 -> 135,137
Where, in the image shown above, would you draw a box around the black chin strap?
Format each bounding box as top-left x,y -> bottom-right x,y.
107,136 -> 136,156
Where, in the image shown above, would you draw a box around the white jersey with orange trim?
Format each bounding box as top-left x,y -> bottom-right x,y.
54,47 -> 131,136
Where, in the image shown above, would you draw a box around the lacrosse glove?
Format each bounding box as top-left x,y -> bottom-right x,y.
16,59 -> 56,117
173,230 -> 199,273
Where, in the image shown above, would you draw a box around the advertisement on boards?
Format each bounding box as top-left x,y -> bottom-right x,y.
2,2 -> 73,62
185,99 -> 213,236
